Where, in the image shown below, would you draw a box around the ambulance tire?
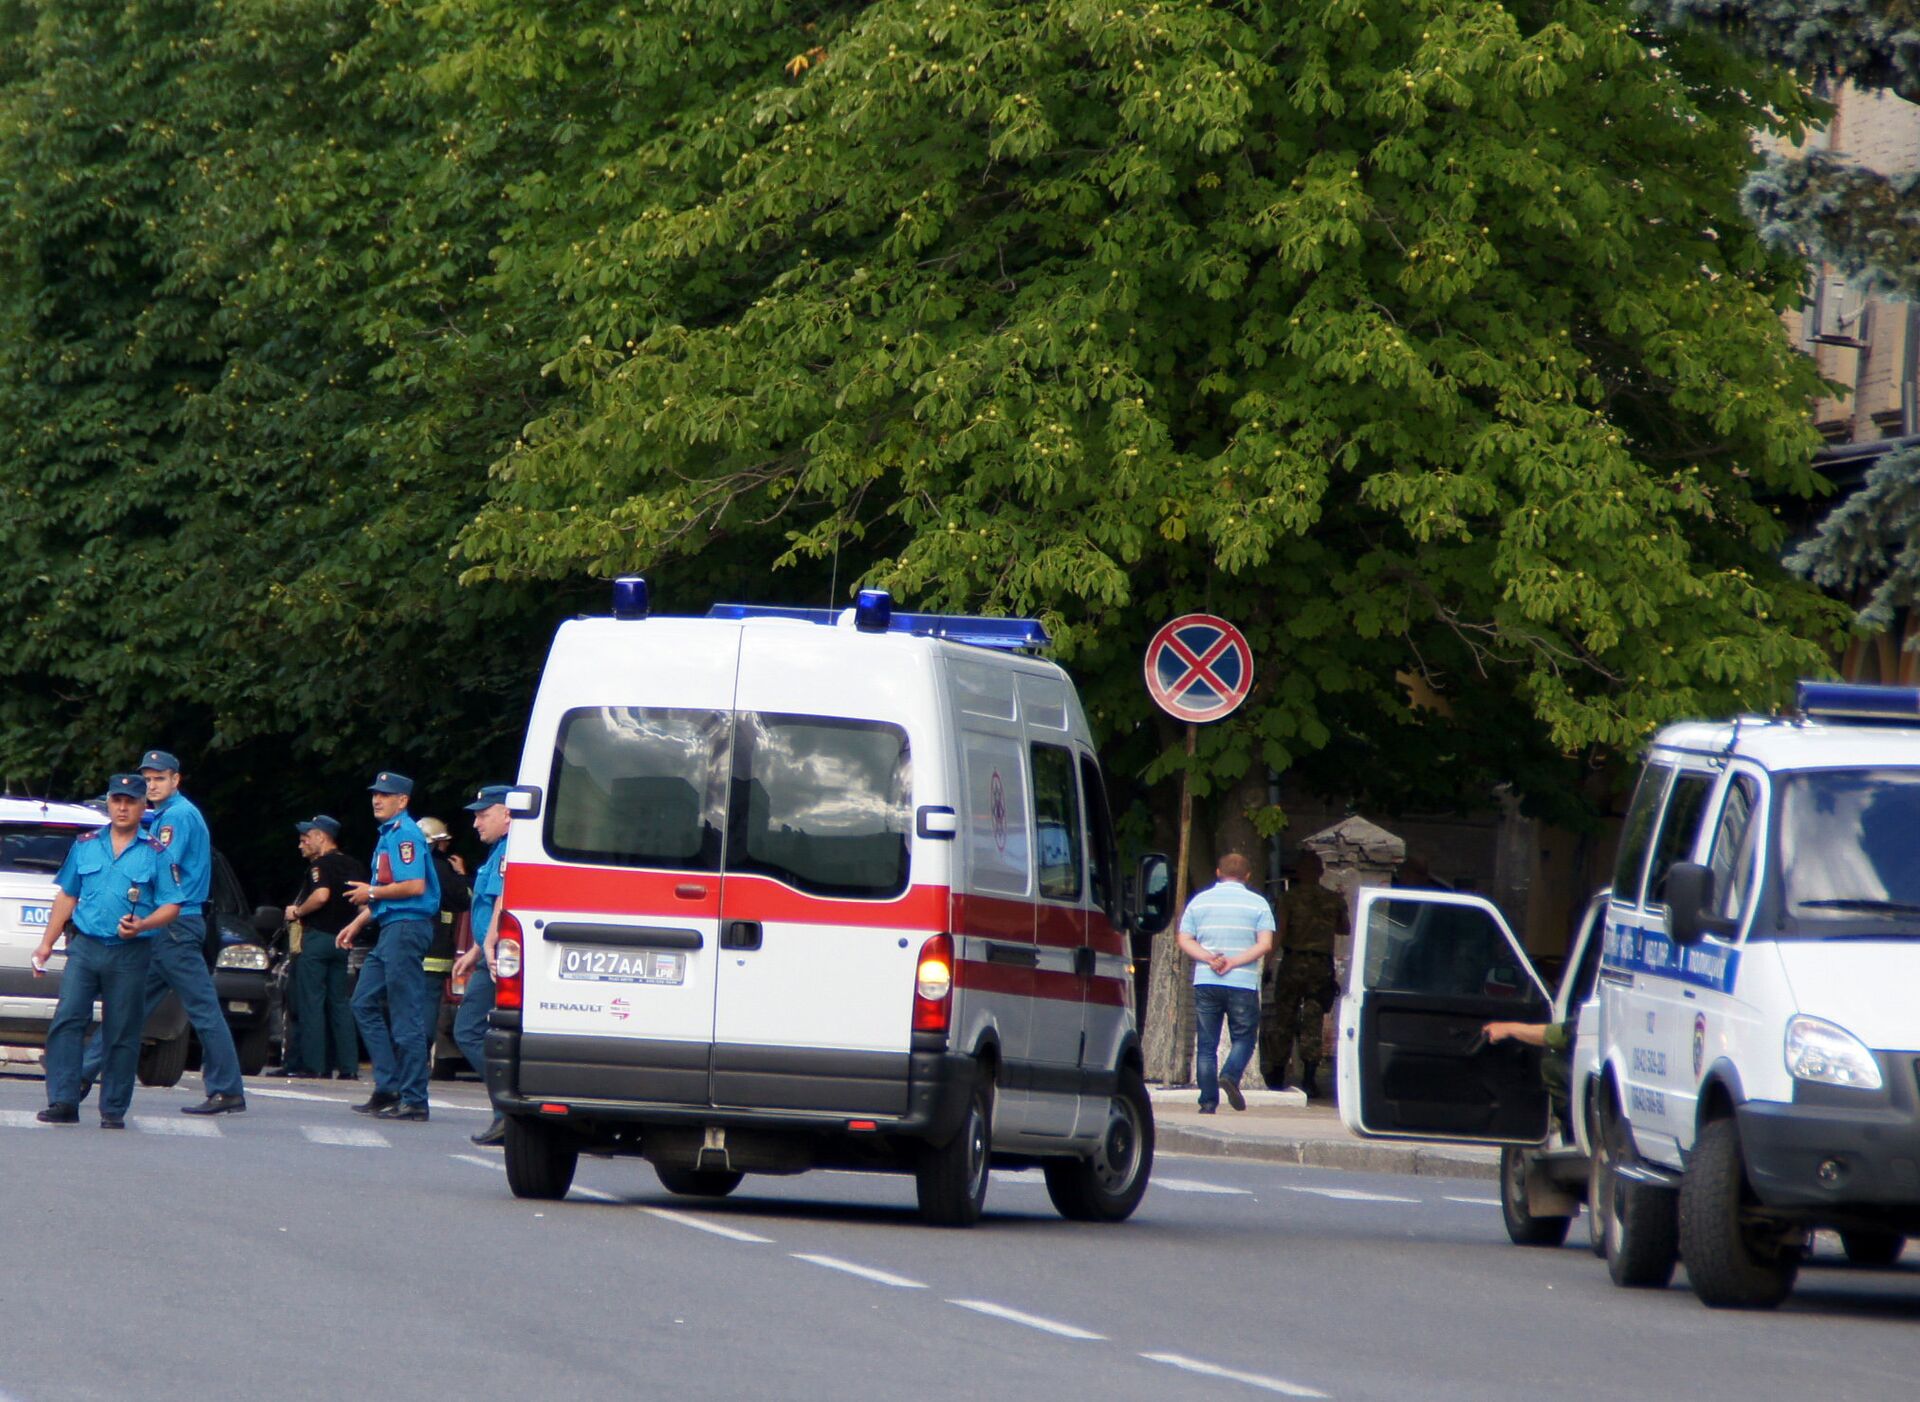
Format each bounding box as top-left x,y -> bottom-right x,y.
1499,1147 -> 1572,1247
1601,1099 -> 1677,1288
654,1165 -> 744,1199
1679,1117 -> 1798,1309
1044,1066 -> 1154,1223
504,1115 -> 578,1201
1839,1230 -> 1905,1267
138,1030 -> 190,1088
916,1075 -> 992,1227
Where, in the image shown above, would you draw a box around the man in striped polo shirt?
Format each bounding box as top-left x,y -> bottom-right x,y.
1176,852 -> 1275,1113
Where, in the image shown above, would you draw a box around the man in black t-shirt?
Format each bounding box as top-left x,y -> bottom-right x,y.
281,816 -> 365,1078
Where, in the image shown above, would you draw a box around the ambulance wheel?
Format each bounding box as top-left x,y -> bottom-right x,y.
654,1165 -> 744,1198
504,1115 -> 577,1201
1500,1147 -> 1571,1247
1840,1230 -> 1905,1267
1679,1117 -> 1798,1308
1601,1101 -> 1677,1288
137,1031 -> 189,1088
916,1075 -> 992,1227
1044,1066 -> 1154,1223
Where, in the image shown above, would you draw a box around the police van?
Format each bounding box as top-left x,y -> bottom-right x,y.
1335,884 -> 1609,1252
482,581 -> 1173,1226
1341,682 -> 1920,1308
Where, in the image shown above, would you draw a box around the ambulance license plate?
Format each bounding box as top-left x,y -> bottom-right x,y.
557,947 -> 685,985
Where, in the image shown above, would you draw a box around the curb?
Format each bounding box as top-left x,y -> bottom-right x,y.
1156,1122 -> 1500,1180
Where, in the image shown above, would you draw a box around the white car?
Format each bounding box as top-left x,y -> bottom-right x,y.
0,795 -> 192,1083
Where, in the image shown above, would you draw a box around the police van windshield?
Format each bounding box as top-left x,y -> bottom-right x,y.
0,822 -> 96,873
1776,768 -> 1920,935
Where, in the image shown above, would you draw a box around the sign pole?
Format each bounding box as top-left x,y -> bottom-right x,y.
1168,723 -> 1197,1083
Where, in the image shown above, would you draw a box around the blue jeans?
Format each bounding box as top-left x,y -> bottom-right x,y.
352,919 -> 434,1106
1193,983 -> 1259,1109
48,936 -> 154,1118
453,957 -> 494,1080
82,914 -> 244,1098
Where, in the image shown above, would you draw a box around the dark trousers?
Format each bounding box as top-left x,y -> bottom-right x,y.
351,918 -> 434,1105
1193,983 -> 1259,1109
47,935 -> 154,1118
81,915 -> 244,1098
453,958 -> 494,1079
291,941 -> 359,1075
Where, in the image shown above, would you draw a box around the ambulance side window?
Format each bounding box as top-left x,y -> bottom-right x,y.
1611,762 -> 1672,907
1707,774 -> 1761,924
1079,755 -> 1119,921
1030,744 -> 1082,903
1645,770 -> 1715,908
546,707 -> 728,872
731,713 -> 912,899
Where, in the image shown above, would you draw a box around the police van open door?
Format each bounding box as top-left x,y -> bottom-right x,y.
1338,889 -> 1554,1145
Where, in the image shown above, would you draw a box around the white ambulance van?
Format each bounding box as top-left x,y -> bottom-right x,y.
1340,682 -> 1920,1309
483,581 -> 1173,1226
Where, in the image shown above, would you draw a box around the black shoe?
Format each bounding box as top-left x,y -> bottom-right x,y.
101,1115 -> 125,1130
377,1101 -> 429,1122
1221,1076 -> 1247,1112
37,1103 -> 78,1124
183,1093 -> 246,1116
1197,1104 -> 1218,1115
332,1072 -> 360,1081
268,1067 -> 317,1079
352,1092 -> 399,1115
470,1115 -> 507,1147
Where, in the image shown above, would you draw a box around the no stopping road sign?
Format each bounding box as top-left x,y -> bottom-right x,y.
1144,613 -> 1253,723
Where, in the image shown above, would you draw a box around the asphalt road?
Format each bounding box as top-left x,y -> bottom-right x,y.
2,1070 -> 1917,1402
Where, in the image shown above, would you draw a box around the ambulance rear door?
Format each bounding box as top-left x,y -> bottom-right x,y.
513,618 -> 739,1106
1337,888 -> 1553,1145
710,625 -> 930,1117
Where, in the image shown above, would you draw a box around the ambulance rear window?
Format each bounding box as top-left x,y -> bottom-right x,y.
732,714 -> 912,899
545,707 -> 730,871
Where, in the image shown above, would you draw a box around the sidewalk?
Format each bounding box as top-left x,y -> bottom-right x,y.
1147,1085 -> 1500,1181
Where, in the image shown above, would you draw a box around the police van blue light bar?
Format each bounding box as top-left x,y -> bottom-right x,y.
1797,681 -> 1920,723
707,595 -> 1051,651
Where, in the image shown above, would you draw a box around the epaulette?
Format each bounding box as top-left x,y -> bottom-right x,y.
144,836 -> 166,851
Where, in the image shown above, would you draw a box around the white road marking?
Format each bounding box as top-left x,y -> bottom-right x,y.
573,1187 -> 621,1204
247,1088 -> 343,1104
300,1125 -> 389,1148
451,1153 -> 505,1172
1154,1176 -> 1252,1196
0,1110 -> 50,1128
991,1167 -> 1047,1184
947,1300 -> 1106,1340
792,1254 -> 927,1289
642,1207 -> 773,1244
1282,1185 -> 1418,1204
1142,1352 -> 1330,1398
130,1116 -> 222,1137
1444,1196 -> 1502,1207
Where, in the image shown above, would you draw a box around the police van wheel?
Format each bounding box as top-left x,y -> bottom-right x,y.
1500,1147 -> 1572,1247
916,1076 -> 992,1227
1586,1106 -> 1612,1258
1839,1230 -> 1906,1267
654,1164 -> 744,1198
137,1031 -> 190,1088
1602,1100 -> 1677,1288
504,1115 -> 578,1201
1044,1066 -> 1155,1223
1679,1117 -> 1798,1309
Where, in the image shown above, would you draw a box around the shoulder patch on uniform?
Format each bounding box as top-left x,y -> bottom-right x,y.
156,825 -> 174,849
399,840 -> 416,866
311,866 -> 323,883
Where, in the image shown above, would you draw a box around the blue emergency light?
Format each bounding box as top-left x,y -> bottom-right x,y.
707,592 -> 1051,652
1797,680 -> 1920,724
611,576 -> 651,620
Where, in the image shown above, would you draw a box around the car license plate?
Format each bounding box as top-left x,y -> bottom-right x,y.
557,947 -> 685,985
19,903 -> 50,928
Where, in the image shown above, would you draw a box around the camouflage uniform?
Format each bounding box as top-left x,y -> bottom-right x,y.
1260,882 -> 1346,1093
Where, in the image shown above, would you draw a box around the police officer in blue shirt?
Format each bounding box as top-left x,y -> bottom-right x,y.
335,770 -> 441,1121
79,749 -> 248,1116
31,775 -> 188,1127
451,784 -> 511,1146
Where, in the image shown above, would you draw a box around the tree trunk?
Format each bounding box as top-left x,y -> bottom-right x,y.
1143,726 -> 1198,1083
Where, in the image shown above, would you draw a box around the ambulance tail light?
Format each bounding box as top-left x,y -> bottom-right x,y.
494,912 -> 524,1011
913,934 -> 953,1034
